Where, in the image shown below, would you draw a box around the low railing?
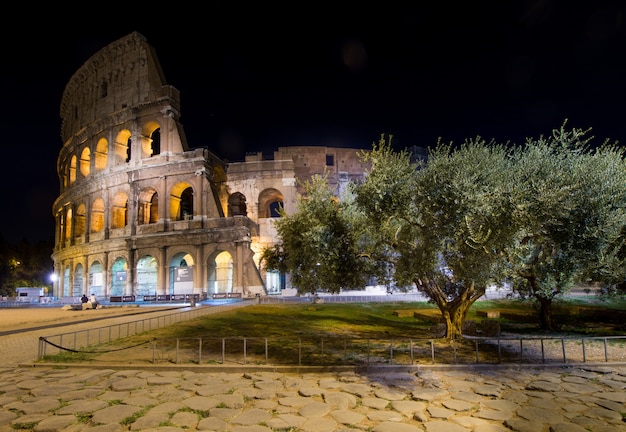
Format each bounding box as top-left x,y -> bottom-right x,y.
138,334 -> 626,366
37,300 -> 256,360
39,330 -> 626,366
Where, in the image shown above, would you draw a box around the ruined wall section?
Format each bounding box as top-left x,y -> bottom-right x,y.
60,32 -> 172,143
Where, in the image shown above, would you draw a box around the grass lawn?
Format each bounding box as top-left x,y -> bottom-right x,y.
42,297 -> 626,365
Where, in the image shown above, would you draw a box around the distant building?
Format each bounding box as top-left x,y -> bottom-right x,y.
50,32 -> 384,300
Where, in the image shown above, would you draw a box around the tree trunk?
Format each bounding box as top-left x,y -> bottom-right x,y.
418,280 -> 485,340
536,295 -> 556,331
440,301 -> 474,339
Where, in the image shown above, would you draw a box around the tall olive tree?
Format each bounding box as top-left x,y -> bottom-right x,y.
260,174 -> 370,294
504,125 -> 626,330
356,135 -> 516,339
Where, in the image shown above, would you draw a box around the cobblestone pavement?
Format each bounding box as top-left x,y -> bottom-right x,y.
1,306 -> 625,431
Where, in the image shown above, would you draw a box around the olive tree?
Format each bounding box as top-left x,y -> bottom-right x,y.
356,135 -> 515,339
504,125 -> 626,329
260,174 -> 370,294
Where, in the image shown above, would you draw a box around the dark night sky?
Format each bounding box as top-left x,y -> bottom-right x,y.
1,1 -> 626,244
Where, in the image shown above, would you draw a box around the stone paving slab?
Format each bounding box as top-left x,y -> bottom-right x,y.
0,365 -> 624,431
1,306 -> 626,431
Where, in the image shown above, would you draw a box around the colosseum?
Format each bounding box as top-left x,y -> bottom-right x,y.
51,32 -> 374,302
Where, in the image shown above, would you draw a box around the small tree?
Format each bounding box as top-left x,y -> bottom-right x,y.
356,135 -> 515,339
260,174 -> 370,294
505,124 -> 626,329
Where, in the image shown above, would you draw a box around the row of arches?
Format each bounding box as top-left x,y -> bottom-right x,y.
62,125 -> 161,190
61,249 -> 238,299
61,182 -> 194,242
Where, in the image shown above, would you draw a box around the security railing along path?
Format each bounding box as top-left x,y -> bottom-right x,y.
134,334 -> 626,366
37,300 -> 256,360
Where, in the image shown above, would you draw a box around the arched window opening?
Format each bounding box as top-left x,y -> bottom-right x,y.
114,130 -> 131,166
74,264 -> 84,297
75,204 -> 86,238
151,128 -> 160,156
169,183 -> 193,221
69,155 -> 77,185
79,147 -> 91,179
90,198 -> 105,233
269,201 -> 283,217
63,266 -> 71,297
111,192 -> 128,229
180,187 -> 193,220
89,261 -> 104,296
65,208 -> 73,241
111,258 -> 128,297
138,188 -> 159,225
95,138 -> 108,171
170,252 -> 194,294
126,137 -> 131,163
207,251 -> 233,295
137,255 -> 157,298
149,193 -> 159,223
266,270 -> 284,295
258,188 -> 285,218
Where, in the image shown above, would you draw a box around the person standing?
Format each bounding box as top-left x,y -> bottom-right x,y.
89,293 -> 98,309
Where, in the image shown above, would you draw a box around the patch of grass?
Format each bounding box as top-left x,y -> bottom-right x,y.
42,298 -> 626,364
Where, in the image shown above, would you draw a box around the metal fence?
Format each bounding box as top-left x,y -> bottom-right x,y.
37,300 -> 256,360
119,334 -> 626,366
37,296 -> 626,366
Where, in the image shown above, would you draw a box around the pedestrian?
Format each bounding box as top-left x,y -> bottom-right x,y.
89,293 -> 98,309
81,294 -> 88,304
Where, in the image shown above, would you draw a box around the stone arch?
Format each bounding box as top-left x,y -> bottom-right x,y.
69,155 -> 77,185
95,137 -> 108,171
65,208 -> 73,241
63,265 -> 71,297
138,187 -> 158,224
75,203 -> 86,238
74,263 -> 84,296
170,182 -> 193,221
90,198 -> 105,233
136,254 -> 158,297
89,261 -> 104,296
79,147 -> 91,178
141,121 -> 161,158
258,188 -> 284,218
111,192 -> 128,229
114,129 -> 132,165
110,256 -> 129,297
169,251 -> 195,294
207,250 -> 233,295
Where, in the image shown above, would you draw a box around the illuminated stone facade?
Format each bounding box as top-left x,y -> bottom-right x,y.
51,32 -> 370,300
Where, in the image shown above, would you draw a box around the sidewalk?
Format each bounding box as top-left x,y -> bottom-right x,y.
1,305 -> 625,431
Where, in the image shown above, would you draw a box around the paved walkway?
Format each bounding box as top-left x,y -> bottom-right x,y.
1,305 -> 625,431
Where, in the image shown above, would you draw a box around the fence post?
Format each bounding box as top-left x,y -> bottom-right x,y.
430,340 -> 434,364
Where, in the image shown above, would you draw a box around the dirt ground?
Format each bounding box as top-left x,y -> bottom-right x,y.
0,305 -> 155,333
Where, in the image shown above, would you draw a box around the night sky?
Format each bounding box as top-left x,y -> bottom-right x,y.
1,1 -> 625,244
